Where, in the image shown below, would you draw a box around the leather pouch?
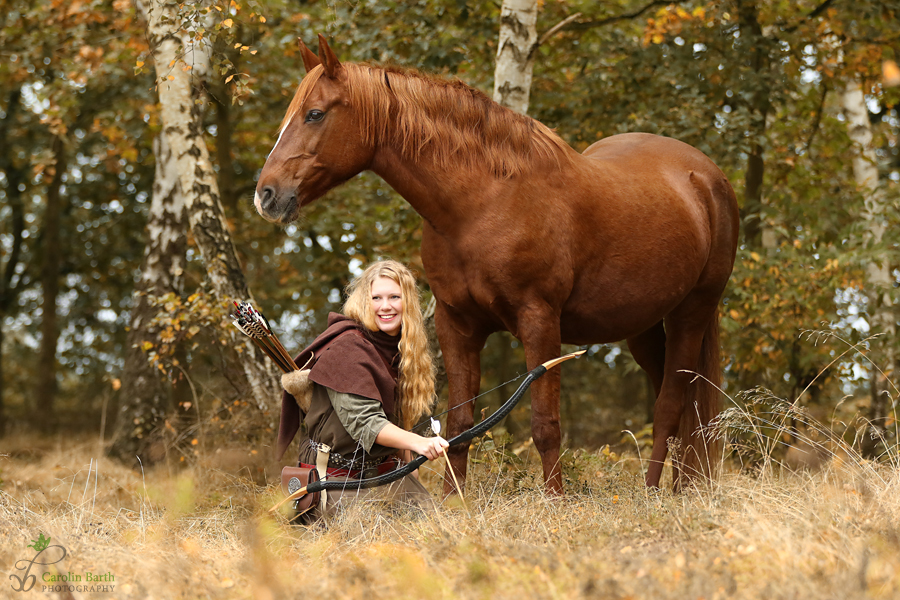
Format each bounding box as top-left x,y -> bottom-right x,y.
281,466 -> 321,514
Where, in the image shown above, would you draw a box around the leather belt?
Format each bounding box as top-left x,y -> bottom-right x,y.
308,439 -> 387,471
300,456 -> 399,480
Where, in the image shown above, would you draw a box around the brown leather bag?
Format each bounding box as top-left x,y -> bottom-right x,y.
281,466 -> 321,515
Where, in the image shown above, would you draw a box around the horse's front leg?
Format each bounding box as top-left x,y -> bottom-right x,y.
435,303 -> 489,497
519,310 -> 564,495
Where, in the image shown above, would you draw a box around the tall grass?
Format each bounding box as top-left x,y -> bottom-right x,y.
1,355 -> 898,599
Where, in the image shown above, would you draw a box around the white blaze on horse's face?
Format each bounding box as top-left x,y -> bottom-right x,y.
254,64 -> 374,226
253,119 -> 295,216
268,119 -> 293,158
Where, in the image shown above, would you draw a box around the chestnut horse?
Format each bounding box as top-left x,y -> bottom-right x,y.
255,35 -> 739,493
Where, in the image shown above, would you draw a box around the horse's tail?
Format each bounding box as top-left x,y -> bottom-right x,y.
676,308 -> 723,487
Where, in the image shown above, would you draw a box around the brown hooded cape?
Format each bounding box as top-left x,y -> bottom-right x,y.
275,313 -> 400,460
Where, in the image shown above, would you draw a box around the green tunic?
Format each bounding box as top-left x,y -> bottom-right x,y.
295,382 -> 435,523
296,383 -> 396,466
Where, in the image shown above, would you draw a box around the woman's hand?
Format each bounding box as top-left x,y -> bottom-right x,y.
411,435 -> 449,461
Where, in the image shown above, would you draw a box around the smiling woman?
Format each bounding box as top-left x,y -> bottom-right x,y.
276,260 -> 447,524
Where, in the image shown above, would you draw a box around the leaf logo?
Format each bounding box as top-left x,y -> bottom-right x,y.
11,533 -> 65,592
26,534 -> 50,553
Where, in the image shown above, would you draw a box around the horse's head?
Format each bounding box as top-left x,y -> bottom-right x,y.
254,35 -> 371,224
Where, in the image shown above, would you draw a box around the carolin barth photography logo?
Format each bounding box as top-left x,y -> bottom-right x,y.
9,533 -> 115,594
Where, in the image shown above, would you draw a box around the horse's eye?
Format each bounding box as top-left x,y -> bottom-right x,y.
305,109 -> 325,123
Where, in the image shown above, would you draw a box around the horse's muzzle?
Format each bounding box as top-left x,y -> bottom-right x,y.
254,186 -> 297,224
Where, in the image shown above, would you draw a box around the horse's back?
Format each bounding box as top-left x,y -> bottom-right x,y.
583,133 -> 721,178
580,132 -> 737,233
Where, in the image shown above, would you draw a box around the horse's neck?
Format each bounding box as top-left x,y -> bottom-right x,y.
370,147 -> 491,230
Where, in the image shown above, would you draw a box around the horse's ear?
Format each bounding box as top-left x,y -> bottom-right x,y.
297,39 -> 321,74
317,33 -> 343,79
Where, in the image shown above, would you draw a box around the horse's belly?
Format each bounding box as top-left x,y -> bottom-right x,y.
558,247 -> 705,344
559,292 -> 680,345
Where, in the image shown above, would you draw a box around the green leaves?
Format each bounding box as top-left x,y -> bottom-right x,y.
27,533 -> 51,552
3,0 -> 898,446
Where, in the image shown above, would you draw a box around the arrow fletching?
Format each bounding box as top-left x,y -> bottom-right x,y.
229,301 -> 298,372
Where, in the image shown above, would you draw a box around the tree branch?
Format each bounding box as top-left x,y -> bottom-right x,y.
564,0 -> 674,33
804,82 -> 829,159
783,0 -> 837,33
844,34 -> 900,46
804,0 -> 837,21
536,12 -> 582,48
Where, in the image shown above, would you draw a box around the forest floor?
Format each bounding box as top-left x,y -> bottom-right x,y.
0,427 -> 898,600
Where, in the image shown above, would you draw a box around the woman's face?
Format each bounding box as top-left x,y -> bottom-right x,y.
370,276 -> 403,336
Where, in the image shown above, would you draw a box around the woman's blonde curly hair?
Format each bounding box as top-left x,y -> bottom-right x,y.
342,260 -> 435,430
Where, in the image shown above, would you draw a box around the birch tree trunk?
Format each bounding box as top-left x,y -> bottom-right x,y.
841,81 -> 896,455
138,0 -> 280,411
111,133 -> 189,461
493,0 -> 539,114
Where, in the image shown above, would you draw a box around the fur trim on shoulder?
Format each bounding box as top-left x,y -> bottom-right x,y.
282,370 -> 313,412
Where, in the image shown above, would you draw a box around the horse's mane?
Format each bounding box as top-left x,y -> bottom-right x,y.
283,62 -> 572,178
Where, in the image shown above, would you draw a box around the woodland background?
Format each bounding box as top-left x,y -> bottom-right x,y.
0,0 -> 898,470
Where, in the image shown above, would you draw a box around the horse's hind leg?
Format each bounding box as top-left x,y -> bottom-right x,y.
645,299 -> 718,489
626,320 -> 666,397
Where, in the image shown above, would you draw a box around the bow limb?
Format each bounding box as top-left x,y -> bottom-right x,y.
271,349 -> 585,507
541,349 -> 586,370
442,349 -> 584,448
270,485 -> 307,513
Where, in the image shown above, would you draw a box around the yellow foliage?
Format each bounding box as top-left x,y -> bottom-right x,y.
884,60 -> 900,86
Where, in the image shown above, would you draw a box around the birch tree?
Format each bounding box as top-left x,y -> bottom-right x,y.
493,0 -> 539,113
136,0 -> 280,412
841,80 -> 896,453
111,133 -> 189,461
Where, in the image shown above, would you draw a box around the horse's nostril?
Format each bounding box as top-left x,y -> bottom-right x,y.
260,186 -> 276,211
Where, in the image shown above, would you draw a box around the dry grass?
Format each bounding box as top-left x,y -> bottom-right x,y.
1,416 -> 898,600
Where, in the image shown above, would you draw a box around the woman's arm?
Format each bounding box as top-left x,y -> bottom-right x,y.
374,423 -> 449,461
328,388 -> 447,458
